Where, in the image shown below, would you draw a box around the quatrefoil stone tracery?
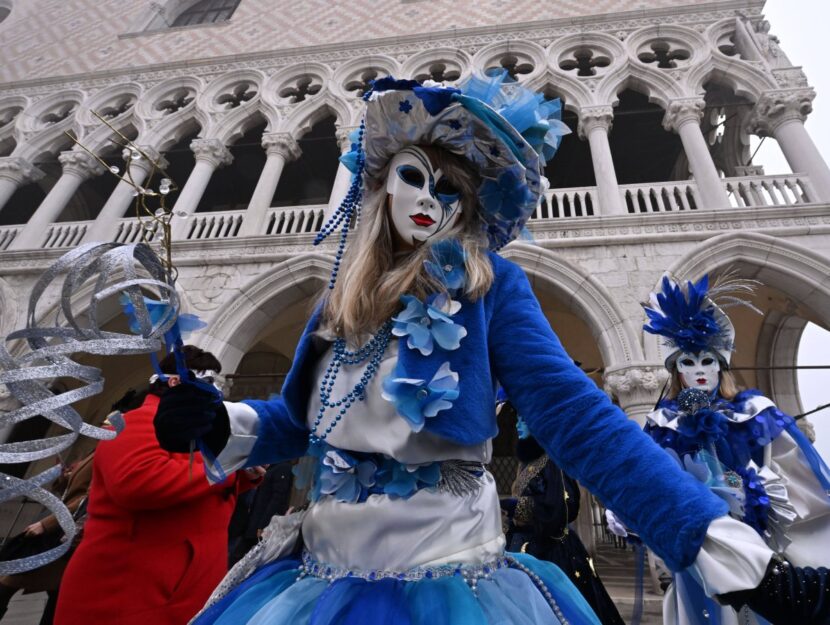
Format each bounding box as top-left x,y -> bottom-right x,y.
559,48 -> 612,77
216,82 -> 258,109
484,54 -> 535,81
344,69 -> 381,97
41,103 -> 77,126
413,62 -> 461,84
278,76 -> 322,104
155,88 -> 196,115
637,41 -> 691,68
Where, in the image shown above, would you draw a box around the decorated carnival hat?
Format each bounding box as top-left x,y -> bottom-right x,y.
314,72 -> 570,287
643,273 -> 759,369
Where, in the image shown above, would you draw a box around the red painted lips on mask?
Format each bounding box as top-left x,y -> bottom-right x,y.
410,213 -> 436,227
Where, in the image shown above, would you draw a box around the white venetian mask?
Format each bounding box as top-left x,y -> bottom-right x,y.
386,147 -> 463,249
676,350 -> 721,393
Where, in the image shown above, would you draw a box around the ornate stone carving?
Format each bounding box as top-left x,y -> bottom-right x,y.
604,364 -> 669,423
745,89 -> 816,136
0,157 -> 44,184
335,125 -> 359,153
261,132 -> 301,161
662,98 -> 705,132
772,68 -> 809,90
577,105 -> 613,139
57,150 -> 105,178
190,138 -> 233,168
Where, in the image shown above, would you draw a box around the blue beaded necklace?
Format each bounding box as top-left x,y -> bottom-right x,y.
309,320 -> 393,444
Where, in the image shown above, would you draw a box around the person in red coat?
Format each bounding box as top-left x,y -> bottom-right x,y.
55,346 -> 261,625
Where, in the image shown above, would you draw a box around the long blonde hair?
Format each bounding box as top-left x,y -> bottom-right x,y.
666,367 -> 740,401
321,146 -> 494,341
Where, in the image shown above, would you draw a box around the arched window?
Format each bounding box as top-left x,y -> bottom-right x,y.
172,0 -> 239,27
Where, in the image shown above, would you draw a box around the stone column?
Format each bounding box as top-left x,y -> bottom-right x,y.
0,157 -> 44,213
603,364 -> 669,426
238,132 -> 301,237
578,106 -> 624,215
82,147 -> 168,243
11,151 -> 103,250
663,99 -> 730,210
171,138 -> 233,239
325,125 -> 359,221
746,89 -> 830,202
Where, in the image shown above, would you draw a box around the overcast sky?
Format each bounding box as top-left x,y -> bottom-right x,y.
752,0 -> 830,456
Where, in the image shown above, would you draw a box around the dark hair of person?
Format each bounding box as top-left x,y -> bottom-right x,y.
147,345 -> 222,395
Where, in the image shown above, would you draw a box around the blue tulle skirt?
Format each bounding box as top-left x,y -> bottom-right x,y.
192,552 -> 601,625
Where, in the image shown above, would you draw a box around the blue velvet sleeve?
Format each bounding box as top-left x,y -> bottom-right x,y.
487,258 -> 728,571
240,397 -> 310,467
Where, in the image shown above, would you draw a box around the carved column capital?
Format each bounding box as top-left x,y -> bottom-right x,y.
662,98 -> 706,133
603,363 -> 670,425
745,89 -> 816,136
120,145 -> 169,172
57,150 -> 105,179
335,125 -> 360,153
190,138 -> 233,168
577,106 -> 614,139
0,156 -> 44,184
261,132 -> 302,161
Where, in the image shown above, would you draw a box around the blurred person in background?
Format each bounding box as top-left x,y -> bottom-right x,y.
54,346 -> 261,625
0,450 -> 94,624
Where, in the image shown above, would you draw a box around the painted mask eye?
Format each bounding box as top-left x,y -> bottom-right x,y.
702,357 -> 715,366
397,165 -> 425,188
680,358 -> 694,367
434,178 -> 461,207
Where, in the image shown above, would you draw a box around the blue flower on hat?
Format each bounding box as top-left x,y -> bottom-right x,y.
392,293 -> 467,356
478,166 -> 534,221
375,459 -> 441,499
318,448 -> 377,503
381,362 -> 459,432
424,238 -> 466,293
399,99 -> 413,114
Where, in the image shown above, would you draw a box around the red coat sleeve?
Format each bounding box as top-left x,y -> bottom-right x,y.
95,399 -> 234,511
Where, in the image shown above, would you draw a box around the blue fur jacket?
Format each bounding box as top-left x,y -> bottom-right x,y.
240,252 -> 727,571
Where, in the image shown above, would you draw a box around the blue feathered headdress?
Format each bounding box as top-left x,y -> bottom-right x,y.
644,275 -> 743,368
315,71 -> 570,288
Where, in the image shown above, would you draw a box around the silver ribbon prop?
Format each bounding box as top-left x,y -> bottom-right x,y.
0,241 -> 179,574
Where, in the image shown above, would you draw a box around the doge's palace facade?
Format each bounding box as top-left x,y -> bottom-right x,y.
0,1 -> 829,518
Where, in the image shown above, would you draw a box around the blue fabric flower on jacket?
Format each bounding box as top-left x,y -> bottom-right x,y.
677,408 -> 729,447
392,293 -> 467,356
317,448 -> 377,503
375,459 -> 441,499
381,361 -> 459,432
424,238 -> 466,293
478,166 -> 534,221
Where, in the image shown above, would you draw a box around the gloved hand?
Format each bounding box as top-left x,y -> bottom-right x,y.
153,383 -> 230,456
719,556 -> 830,625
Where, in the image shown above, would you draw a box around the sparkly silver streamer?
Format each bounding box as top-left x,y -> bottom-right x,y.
0,242 -> 179,574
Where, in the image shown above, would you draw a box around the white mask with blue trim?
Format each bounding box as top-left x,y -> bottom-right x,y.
386,147 -> 463,249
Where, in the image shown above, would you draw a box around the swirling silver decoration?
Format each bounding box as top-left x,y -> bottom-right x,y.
0,241 -> 179,574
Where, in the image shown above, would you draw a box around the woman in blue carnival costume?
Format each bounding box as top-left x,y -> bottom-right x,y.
154,74 -> 830,625
609,274 -> 830,625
